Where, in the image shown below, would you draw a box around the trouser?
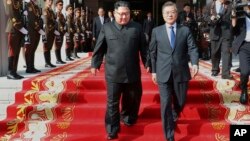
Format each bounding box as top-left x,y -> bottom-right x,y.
158,73 -> 188,139
43,32 -> 55,65
210,38 -> 232,76
239,42 -> 250,92
54,35 -> 64,61
25,31 -> 40,70
105,81 -> 142,134
8,31 -> 24,74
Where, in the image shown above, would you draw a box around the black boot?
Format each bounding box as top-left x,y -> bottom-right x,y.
44,51 -> 56,68
240,89 -> 248,104
73,48 -> 80,59
55,50 -> 66,64
7,57 -> 23,79
66,48 -> 74,61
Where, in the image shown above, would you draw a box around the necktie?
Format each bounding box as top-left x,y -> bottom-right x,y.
219,4 -> 223,14
170,26 -> 175,49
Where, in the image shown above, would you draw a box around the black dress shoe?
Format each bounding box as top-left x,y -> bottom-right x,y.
234,68 -> 241,72
32,68 -> 41,72
7,74 -> 21,80
15,73 -> 24,79
45,63 -> 56,68
211,72 -> 219,76
240,93 -> 248,104
167,137 -> 175,141
107,133 -> 118,140
26,69 -> 38,73
66,57 -> 74,61
221,75 -> 233,80
56,60 -> 66,64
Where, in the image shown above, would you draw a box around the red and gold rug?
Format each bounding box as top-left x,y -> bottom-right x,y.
0,59 -> 249,141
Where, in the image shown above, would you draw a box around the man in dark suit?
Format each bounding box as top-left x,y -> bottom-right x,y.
149,2 -> 199,141
177,3 -> 197,40
92,7 -> 108,42
204,0 -> 233,79
91,1 -> 148,140
143,12 -> 155,43
231,5 -> 250,104
107,10 -> 114,22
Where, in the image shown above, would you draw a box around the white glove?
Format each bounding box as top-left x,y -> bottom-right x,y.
19,27 -> 28,34
23,10 -> 28,16
54,30 -> 60,36
38,29 -> 45,35
24,0 -> 30,2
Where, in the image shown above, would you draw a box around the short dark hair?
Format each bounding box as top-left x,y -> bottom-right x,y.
183,3 -> 191,8
162,1 -> 177,12
114,1 -> 130,10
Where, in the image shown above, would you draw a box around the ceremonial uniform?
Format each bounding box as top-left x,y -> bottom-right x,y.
25,1 -> 42,73
54,10 -> 66,64
5,0 -> 25,79
65,13 -> 75,61
43,6 -> 56,67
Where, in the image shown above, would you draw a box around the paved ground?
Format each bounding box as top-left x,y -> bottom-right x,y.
0,41 -> 89,120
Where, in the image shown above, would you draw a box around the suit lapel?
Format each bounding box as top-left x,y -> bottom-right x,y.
161,25 -> 171,50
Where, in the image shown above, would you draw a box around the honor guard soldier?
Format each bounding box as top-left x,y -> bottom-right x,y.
5,0 -> 28,79
54,0 -> 66,64
73,8 -> 82,59
25,0 -> 45,73
42,0 -> 59,68
65,4 -> 75,61
80,9 -> 87,52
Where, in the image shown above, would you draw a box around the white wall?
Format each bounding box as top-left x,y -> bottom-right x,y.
0,0 -> 8,76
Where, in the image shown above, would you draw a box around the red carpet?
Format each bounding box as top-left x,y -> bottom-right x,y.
0,58 -> 249,141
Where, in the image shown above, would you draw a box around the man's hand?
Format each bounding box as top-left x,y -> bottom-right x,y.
92,37 -> 96,41
54,30 -> 60,36
191,65 -> 199,78
152,73 -> 157,85
91,68 -> 99,76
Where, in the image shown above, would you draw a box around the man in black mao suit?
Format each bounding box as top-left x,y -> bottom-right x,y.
204,0 -> 233,79
91,1 -> 148,140
92,7 -> 108,42
231,6 -> 250,105
149,2 -> 199,141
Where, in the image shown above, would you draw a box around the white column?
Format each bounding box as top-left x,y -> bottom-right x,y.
0,0 -> 8,76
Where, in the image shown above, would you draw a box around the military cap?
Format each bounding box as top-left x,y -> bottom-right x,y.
55,0 -> 63,5
74,8 -> 80,13
66,4 -> 73,11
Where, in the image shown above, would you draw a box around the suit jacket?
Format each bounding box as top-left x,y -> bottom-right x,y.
231,16 -> 247,54
5,0 -> 24,33
91,21 -> 148,83
92,16 -> 108,39
149,24 -> 199,83
143,18 -> 154,35
204,1 -> 233,40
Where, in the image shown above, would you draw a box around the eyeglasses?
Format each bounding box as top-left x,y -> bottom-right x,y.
163,11 -> 177,16
115,11 -> 130,17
